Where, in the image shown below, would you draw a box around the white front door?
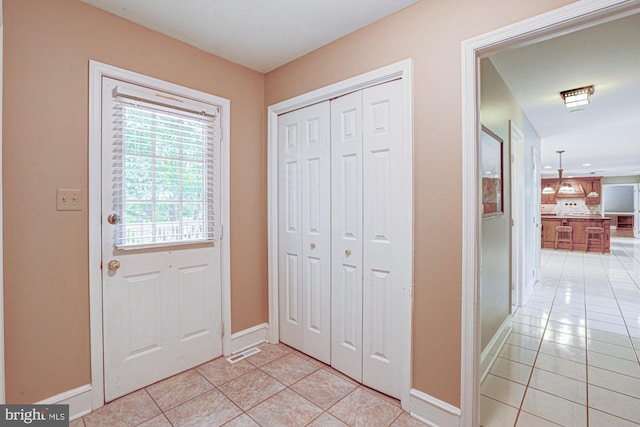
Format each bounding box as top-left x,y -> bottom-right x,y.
278,101 -> 332,364
101,77 -> 222,401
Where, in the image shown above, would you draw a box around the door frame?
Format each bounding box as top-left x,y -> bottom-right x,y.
88,61 -> 232,409
461,0 -> 640,425
510,121 -> 526,307
0,23 -> 5,405
266,59 -> 414,407
635,183 -> 640,238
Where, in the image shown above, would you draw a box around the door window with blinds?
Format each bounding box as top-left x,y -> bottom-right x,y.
104,78 -> 221,249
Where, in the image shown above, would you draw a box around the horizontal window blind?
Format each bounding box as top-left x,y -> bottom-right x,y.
111,87 -> 219,249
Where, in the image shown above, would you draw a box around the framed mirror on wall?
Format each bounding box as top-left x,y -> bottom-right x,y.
481,125 -> 504,217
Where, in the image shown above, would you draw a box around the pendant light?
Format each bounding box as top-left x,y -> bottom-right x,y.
587,172 -> 599,198
554,150 -> 576,195
542,183 -> 556,194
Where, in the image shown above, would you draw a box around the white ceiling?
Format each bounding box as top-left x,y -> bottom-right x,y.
490,12 -> 640,178
80,0 -> 421,73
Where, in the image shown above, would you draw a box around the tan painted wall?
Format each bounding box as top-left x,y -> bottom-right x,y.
265,0 -> 576,406
3,0 -> 266,403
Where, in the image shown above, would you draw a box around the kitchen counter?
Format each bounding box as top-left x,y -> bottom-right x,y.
541,216 -> 610,253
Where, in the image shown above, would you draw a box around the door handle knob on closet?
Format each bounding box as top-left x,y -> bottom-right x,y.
310,243 -> 316,249
107,259 -> 121,271
345,249 -> 351,257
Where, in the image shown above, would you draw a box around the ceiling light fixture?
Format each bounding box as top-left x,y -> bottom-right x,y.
548,150 -> 576,195
560,85 -> 594,109
587,172 -> 599,199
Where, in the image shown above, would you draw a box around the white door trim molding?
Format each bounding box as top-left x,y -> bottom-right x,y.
510,121 -> 526,307
0,24 -> 5,405
88,60 -> 231,409
461,1 -> 639,425
267,58 -> 413,407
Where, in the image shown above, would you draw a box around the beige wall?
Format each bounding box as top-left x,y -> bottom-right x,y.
265,0 -> 575,406
2,0 -> 579,409
3,0 -> 266,403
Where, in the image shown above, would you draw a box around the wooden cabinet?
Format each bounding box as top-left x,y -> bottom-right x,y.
541,216 -> 610,253
618,215 -> 634,229
541,180 -> 557,204
541,177 -> 602,205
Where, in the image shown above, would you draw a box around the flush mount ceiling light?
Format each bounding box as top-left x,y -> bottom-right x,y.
560,85 -> 594,109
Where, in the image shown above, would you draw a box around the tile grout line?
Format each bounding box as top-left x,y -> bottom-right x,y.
597,243 -> 640,365
583,251 -> 590,427
513,248 -> 568,426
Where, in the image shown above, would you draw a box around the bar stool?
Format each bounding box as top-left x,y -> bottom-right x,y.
555,225 -> 573,250
586,226 -> 605,253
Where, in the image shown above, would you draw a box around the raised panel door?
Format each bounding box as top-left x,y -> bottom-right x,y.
331,91 -> 364,382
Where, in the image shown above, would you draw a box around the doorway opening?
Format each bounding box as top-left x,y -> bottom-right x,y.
462,1 -> 640,425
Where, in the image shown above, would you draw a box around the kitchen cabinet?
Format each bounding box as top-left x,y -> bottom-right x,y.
541,216 -> 611,252
541,177 -> 602,204
618,215 -> 634,229
541,181 -> 557,204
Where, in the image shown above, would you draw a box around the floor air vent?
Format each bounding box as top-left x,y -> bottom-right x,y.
226,347 -> 261,364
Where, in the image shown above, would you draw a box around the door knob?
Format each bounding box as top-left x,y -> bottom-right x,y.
345,249 -> 351,257
310,243 -> 316,249
107,259 -> 121,271
107,213 -> 119,225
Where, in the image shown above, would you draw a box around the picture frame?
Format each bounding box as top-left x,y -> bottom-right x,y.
481,125 -> 504,217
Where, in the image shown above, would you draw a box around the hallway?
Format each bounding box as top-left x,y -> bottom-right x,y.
481,237 -> 640,426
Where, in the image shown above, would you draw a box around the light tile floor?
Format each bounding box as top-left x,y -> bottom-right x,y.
481,236 -> 640,426
72,343 -> 425,426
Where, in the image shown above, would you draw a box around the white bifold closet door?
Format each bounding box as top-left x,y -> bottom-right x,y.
331,80 -> 404,399
278,101 -> 332,364
277,79 -> 405,399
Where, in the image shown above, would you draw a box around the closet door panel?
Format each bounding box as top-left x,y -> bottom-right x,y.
362,79 -> 404,399
278,110 -> 303,350
300,102 -> 331,363
331,91 -> 364,381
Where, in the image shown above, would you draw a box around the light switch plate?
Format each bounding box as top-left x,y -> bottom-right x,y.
56,189 -> 82,211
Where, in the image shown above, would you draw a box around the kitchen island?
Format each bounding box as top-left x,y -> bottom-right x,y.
541,215 -> 611,253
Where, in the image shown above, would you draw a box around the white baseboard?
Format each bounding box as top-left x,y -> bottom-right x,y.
230,323 -> 269,354
409,388 -> 461,427
480,315 -> 512,384
36,384 -> 93,421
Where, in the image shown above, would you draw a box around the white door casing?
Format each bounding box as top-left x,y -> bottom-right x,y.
331,90 -> 364,381
100,75 -> 224,401
635,183 -> 640,239
510,121 -> 526,307
532,146 -> 541,285
278,102 -> 331,364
